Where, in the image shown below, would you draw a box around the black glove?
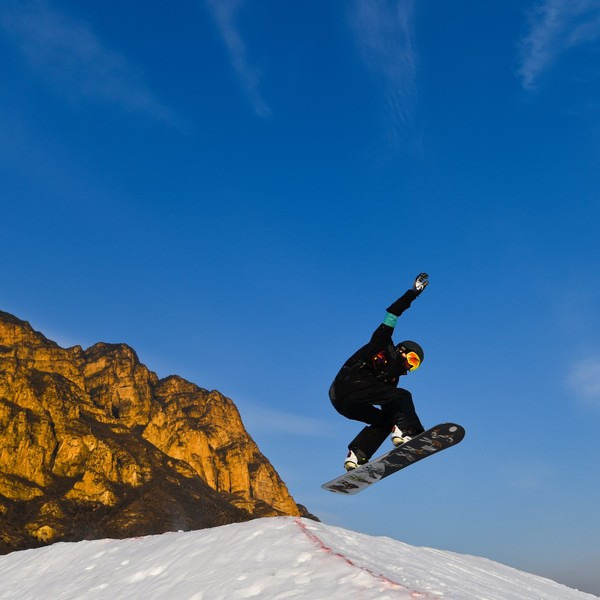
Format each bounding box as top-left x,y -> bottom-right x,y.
413,273 -> 429,294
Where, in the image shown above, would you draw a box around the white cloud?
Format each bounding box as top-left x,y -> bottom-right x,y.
233,397 -> 332,438
204,0 -> 270,117
501,461 -> 556,490
518,0 -> 600,90
0,1 -> 179,125
348,0 -> 417,130
567,356 -> 600,407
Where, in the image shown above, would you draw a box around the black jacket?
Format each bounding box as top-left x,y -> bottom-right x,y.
332,289 -> 418,394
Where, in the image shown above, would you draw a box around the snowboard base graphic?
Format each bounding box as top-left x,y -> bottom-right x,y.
322,422 -> 465,495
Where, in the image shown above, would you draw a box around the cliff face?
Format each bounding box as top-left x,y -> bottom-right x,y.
0,311 -> 311,553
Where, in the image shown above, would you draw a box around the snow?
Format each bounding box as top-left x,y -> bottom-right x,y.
0,517 -> 596,600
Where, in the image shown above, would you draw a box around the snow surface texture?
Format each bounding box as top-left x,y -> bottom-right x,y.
0,517 -> 596,600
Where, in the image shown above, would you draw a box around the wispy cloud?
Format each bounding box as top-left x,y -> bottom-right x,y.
567,356 -> 600,408
518,0 -> 600,90
234,397 -> 332,438
204,0 -> 270,117
0,0 -> 179,125
348,0 -> 417,131
501,460 -> 556,490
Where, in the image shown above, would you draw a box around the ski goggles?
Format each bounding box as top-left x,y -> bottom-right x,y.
404,351 -> 421,372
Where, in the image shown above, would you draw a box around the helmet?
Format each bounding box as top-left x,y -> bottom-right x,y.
398,340 -> 424,371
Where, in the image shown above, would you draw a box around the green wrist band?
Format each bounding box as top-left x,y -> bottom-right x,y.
383,312 -> 398,328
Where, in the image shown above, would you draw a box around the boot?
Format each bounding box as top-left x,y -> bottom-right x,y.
344,447 -> 368,471
391,425 -> 412,447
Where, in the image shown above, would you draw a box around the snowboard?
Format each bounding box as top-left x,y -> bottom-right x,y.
321,422 -> 465,495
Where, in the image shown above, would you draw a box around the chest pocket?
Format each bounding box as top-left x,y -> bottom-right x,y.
371,351 -> 388,371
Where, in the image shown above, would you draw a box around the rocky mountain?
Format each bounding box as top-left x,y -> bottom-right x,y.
0,310 -> 313,554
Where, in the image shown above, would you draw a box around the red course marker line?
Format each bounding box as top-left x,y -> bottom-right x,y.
294,518 -> 440,599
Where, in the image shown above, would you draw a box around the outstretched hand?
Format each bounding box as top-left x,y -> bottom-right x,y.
413,273 -> 429,294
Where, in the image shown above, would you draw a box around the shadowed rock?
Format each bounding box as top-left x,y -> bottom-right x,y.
0,311 -> 315,554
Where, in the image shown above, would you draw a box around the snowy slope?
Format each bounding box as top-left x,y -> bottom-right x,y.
0,517 -> 596,600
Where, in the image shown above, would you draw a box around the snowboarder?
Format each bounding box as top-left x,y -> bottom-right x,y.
329,273 -> 429,471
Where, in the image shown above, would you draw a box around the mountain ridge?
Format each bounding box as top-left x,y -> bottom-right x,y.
0,309 -> 314,554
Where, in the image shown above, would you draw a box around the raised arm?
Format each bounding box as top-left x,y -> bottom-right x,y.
370,273 -> 429,342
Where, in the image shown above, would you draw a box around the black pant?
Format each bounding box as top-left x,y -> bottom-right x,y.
329,381 -> 423,460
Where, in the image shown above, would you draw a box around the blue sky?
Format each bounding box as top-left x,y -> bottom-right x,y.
1,0 -> 599,594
